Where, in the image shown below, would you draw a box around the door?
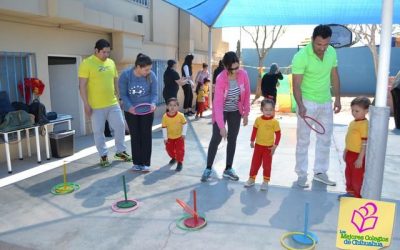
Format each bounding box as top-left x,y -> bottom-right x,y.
48,56 -> 84,135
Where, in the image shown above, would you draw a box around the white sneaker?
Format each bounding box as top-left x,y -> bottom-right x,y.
297,176 -> 309,188
141,165 -> 151,172
244,178 -> 255,187
260,181 -> 268,191
313,173 -> 336,186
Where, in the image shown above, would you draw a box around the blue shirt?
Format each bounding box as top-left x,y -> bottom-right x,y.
119,68 -> 158,111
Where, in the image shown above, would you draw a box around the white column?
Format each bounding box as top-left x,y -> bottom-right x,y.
362,0 -> 393,200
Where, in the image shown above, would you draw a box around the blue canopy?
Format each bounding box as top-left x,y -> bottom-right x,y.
163,0 -> 400,28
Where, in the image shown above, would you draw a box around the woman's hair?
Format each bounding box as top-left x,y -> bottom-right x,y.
269,63 -> 278,74
222,51 -> 239,72
135,53 -> 152,68
167,59 -> 176,69
182,54 -> 194,76
135,53 -> 153,83
95,39 -> 110,51
261,98 -> 275,109
312,25 -> 332,40
351,96 -> 371,110
202,63 -> 208,69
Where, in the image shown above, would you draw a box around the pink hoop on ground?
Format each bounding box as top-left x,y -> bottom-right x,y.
302,115 -> 325,135
111,199 -> 140,213
132,103 -> 154,115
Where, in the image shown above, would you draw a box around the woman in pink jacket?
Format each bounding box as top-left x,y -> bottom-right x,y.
201,51 -> 251,182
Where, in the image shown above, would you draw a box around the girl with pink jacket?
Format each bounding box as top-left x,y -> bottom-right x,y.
201,51 -> 251,182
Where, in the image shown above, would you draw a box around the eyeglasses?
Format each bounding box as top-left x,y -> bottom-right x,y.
228,66 -> 239,71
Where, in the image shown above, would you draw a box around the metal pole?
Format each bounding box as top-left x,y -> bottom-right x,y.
208,26 -> 213,108
362,0 -> 393,200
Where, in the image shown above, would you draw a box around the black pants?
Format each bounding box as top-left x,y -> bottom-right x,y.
182,84 -> 193,109
125,111 -> 154,166
392,88 -> 400,129
207,111 -> 241,168
163,90 -> 178,104
104,120 -> 112,137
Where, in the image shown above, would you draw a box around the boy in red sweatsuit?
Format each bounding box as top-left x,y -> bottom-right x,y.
245,99 -> 281,191
162,98 -> 187,171
339,96 -> 370,199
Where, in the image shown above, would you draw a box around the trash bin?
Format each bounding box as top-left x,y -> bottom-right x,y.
49,130 -> 75,158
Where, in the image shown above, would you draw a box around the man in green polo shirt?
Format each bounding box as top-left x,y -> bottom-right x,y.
79,39 -> 131,167
292,25 -> 341,188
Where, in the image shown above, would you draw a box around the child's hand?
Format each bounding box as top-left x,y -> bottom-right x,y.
250,141 -> 255,148
271,145 -> 277,155
343,150 -> 347,162
164,139 -> 168,144
355,157 -> 363,168
182,135 -> 185,140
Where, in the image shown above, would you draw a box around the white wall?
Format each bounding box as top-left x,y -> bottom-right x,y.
0,20 -> 110,109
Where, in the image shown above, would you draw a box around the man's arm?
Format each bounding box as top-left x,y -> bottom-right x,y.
292,74 -> 306,117
79,77 -> 92,116
331,67 -> 341,113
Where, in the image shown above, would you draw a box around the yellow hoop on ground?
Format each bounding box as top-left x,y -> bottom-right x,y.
280,232 -> 316,250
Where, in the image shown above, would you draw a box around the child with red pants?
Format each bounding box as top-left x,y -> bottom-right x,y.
203,78 -> 210,110
162,98 -> 187,171
245,99 -> 281,191
195,83 -> 206,118
339,96 -> 371,199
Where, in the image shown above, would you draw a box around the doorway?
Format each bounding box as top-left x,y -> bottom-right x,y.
48,56 -> 85,136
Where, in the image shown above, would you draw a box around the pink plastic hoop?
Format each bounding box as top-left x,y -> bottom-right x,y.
111,199 -> 140,213
303,115 -> 325,135
132,103 -> 153,115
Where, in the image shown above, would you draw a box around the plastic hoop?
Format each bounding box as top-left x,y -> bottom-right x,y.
51,182 -> 80,195
111,199 -> 140,213
175,214 -> 207,231
132,103 -> 154,115
280,232 -> 316,250
302,115 -> 325,135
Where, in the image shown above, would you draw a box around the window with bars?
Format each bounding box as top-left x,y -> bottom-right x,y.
0,52 -> 36,103
126,0 -> 150,8
152,60 -> 167,104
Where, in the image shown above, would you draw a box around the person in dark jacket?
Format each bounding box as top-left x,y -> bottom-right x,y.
261,63 -> 283,102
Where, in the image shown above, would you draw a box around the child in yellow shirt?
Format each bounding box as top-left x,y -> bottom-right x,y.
339,96 -> 370,199
245,99 -> 281,191
162,98 -> 187,171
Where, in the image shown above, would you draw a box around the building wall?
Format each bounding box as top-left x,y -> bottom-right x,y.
0,19 -> 109,109
243,47 -> 400,95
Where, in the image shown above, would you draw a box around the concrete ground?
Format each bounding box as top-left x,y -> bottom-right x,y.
0,97 -> 399,250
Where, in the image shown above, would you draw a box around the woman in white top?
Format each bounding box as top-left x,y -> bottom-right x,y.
181,54 -> 195,116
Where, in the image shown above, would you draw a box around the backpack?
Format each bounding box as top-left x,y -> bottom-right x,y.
12,101 -> 30,113
0,110 -> 34,132
29,99 -> 49,125
0,91 -> 14,124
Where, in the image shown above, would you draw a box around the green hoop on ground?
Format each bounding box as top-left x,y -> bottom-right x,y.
280,232 -> 316,250
175,214 -> 207,231
51,182 -> 80,195
111,199 -> 139,213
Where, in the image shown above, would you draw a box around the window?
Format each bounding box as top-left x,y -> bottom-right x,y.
152,60 -> 167,104
126,0 -> 150,8
0,52 -> 36,103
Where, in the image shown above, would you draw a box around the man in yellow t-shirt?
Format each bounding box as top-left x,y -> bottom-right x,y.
291,25 -> 342,188
79,39 -> 131,167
